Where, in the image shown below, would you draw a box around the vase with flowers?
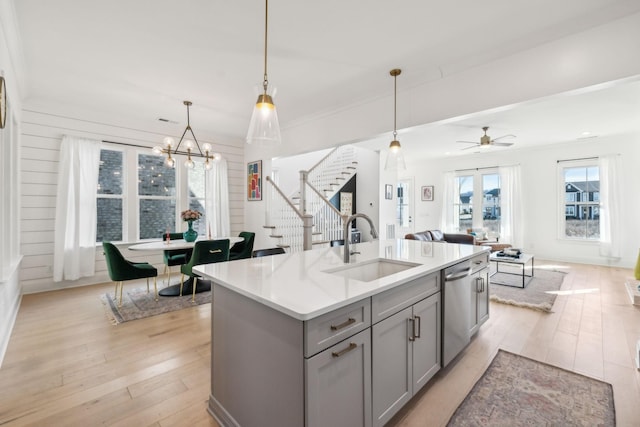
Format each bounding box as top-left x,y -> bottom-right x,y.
181,209 -> 202,242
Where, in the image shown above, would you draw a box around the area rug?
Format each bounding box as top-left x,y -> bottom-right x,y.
490,268 -> 566,312
101,286 -> 211,324
447,349 -> 615,427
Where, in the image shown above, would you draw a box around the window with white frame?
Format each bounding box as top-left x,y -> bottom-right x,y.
187,161 -> 207,236
561,163 -> 600,239
452,170 -> 501,235
96,149 -> 124,242
138,153 -> 177,240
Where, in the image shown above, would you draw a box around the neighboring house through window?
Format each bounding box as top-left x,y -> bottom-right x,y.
452,170 -> 501,235
561,162 -> 600,240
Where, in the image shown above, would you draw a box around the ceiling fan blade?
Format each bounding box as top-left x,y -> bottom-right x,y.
492,134 -> 516,142
460,144 -> 480,150
491,142 -> 514,147
456,140 -> 478,144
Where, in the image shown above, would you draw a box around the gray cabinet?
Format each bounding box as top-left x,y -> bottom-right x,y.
372,292 -> 441,427
469,254 -> 489,336
306,329 -> 372,427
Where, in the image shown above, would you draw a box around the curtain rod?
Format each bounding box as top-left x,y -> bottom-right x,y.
102,139 -> 148,150
453,163 -> 519,173
556,156 -> 598,163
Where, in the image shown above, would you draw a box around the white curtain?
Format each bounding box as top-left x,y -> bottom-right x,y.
499,165 -> 523,248
205,158 -> 231,237
599,154 -> 621,258
53,136 -> 101,281
441,172 -> 455,232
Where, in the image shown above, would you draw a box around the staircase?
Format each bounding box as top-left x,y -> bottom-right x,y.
264,146 -> 357,252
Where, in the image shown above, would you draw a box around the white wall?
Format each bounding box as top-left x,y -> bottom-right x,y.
403,134 -> 640,268
19,108 -> 245,294
0,0 -> 25,366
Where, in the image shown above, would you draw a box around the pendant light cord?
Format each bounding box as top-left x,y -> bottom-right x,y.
263,0 -> 269,92
393,72 -> 397,139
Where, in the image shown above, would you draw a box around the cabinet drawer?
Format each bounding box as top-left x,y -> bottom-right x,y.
304,299 -> 371,357
371,272 -> 439,324
471,253 -> 489,273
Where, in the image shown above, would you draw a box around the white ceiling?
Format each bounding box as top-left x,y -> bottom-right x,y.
12,0 -> 640,158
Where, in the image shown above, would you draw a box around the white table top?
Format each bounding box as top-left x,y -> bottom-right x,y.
194,239 -> 489,321
128,236 -> 243,251
489,252 -> 533,264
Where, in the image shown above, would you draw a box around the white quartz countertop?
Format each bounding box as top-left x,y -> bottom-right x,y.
194,239 -> 488,321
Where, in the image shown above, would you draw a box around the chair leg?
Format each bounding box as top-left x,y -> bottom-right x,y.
192,277 -> 198,303
153,276 -> 158,302
118,281 -> 124,307
180,274 -> 184,296
146,278 -> 150,293
167,266 -> 172,287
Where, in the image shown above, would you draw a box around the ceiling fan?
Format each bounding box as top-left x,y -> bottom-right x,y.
457,126 -> 515,150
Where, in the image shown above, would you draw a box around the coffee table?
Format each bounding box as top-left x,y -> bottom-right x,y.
489,252 -> 534,288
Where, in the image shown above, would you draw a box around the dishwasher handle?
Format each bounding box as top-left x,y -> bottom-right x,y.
445,268 -> 471,281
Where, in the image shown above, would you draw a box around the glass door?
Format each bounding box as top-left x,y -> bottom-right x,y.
397,178 -> 414,237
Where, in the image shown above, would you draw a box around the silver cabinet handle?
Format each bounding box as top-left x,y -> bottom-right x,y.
330,317 -> 356,331
414,315 -> 421,339
408,318 -> 415,341
331,342 -> 357,358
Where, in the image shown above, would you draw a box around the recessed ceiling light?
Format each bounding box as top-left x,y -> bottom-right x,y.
581,131 -> 591,136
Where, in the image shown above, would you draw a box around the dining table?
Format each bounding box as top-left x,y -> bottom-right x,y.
128,236 -> 243,297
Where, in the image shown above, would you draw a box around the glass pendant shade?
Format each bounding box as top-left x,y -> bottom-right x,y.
247,91 -> 281,145
384,139 -> 406,171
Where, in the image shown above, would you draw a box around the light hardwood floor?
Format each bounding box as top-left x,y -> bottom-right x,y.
1,260 -> 639,426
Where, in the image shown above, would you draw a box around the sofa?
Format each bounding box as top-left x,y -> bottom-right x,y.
404,230 -> 476,245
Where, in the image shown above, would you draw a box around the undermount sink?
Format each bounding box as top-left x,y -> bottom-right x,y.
324,259 -> 421,282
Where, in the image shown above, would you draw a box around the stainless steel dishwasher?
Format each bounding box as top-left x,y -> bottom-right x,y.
442,259 -> 472,367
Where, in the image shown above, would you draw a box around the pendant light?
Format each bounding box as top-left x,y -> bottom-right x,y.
384,68 -> 406,171
152,101 -> 219,169
246,0 -> 281,145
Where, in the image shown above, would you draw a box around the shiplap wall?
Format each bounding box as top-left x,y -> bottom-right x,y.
20,109 -> 245,294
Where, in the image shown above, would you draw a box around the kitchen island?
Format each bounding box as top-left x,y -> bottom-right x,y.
194,239 -> 489,427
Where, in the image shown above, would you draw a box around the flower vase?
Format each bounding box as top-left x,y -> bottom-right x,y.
634,248 -> 640,281
183,220 -> 198,242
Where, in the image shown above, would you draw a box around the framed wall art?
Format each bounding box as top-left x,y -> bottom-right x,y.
421,185 -> 434,201
247,160 -> 262,201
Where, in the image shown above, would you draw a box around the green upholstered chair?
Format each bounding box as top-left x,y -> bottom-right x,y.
102,242 -> 158,307
229,231 -> 256,261
252,247 -> 286,257
161,232 -> 193,286
180,239 -> 230,302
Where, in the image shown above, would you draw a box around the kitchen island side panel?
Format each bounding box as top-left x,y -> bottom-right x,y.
210,283 -> 305,427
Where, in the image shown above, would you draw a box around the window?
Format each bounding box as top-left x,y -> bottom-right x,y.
562,164 -> 599,239
451,170 -> 501,235
482,173 -> 501,234
138,154 -> 176,240
96,149 -> 124,242
187,161 -> 207,236
96,147 -> 220,243
455,175 -> 473,231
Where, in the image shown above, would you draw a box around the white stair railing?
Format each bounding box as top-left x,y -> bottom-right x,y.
307,145 -> 356,202
265,176 -> 312,252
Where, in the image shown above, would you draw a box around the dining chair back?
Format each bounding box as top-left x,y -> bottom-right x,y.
229,231 -> 256,261
252,247 -> 286,257
160,232 -> 192,286
102,242 -> 158,307
180,239 -> 230,302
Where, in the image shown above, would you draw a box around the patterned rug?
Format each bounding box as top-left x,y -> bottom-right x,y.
101,286 -> 211,324
490,268 -> 566,312
447,349 -> 615,427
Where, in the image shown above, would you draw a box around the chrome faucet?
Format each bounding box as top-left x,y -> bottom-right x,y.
343,213 -> 379,263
